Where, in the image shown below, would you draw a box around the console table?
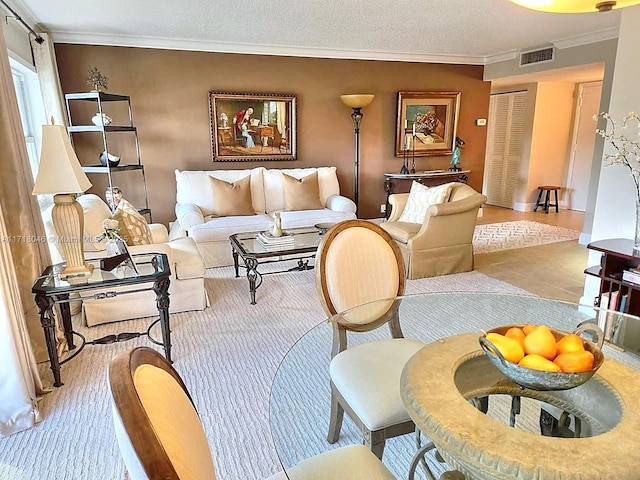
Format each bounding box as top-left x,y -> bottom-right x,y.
32,253 -> 171,387
383,170 -> 470,218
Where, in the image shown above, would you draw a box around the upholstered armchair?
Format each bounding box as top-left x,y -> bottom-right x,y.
43,194 -> 208,326
380,183 -> 487,280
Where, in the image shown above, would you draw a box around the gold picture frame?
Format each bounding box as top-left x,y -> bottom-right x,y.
395,91 -> 460,157
209,91 -> 297,162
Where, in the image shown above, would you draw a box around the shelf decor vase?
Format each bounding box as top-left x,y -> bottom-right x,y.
106,238 -> 120,258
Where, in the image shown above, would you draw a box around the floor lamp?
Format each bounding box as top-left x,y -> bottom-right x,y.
32,124 -> 94,278
340,94 -> 375,216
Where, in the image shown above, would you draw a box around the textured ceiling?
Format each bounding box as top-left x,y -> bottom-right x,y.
13,0 -> 622,64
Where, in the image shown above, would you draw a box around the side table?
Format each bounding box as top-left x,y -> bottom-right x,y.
32,253 -> 171,387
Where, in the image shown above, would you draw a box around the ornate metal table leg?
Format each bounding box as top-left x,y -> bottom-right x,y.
384,177 -> 393,219
35,293 -> 63,387
245,257 -> 260,305
232,246 -> 240,278
153,277 -> 172,362
57,294 -> 75,349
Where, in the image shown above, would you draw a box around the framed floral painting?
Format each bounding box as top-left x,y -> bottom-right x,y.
209,91 -> 297,162
395,91 -> 460,157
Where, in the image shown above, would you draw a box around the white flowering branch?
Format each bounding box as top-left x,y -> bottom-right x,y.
595,112 -> 640,203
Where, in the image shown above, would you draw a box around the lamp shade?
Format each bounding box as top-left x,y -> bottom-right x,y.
510,0 -> 640,12
32,124 -> 92,195
340,94 -> 375,109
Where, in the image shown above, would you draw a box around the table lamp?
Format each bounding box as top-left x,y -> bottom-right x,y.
33,123 -> 94,278
340,94 -> 375,216
509,0 -> 640,12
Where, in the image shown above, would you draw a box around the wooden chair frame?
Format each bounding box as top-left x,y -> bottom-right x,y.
314,220 -> 415,458
109,347 -> 200,479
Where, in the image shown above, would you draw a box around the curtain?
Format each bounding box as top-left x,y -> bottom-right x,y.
1,24 -> 49,436
30,32 -> 67,126
276,101 -> 286,136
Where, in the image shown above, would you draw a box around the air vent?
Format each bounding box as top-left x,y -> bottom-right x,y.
520,47 -> 554,67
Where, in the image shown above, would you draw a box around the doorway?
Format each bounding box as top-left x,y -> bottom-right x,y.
564,81 -> 602,212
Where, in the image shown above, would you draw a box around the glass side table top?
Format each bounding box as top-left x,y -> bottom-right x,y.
269,292 -> 640,479
32,253 -> 169,294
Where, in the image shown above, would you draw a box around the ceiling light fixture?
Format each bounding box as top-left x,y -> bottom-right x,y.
510,0 -> 640,12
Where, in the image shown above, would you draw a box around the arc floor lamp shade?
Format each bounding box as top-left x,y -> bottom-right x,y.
340,94 -> 375,215
510,0 -> 640,12
33,124 -> 93,278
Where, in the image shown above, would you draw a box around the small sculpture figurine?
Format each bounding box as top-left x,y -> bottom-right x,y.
271,212 -> 283,237
449,137 -> 464,171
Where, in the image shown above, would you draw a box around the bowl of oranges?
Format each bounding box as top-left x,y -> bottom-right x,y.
479,322 -> 604,391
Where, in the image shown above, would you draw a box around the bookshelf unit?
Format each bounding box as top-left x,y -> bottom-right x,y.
64,92 -> 151,220
585,238 -> 640,316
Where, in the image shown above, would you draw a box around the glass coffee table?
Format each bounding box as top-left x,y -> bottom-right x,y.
229,227 -> 324,305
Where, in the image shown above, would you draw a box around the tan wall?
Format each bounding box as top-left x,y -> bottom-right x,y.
54,44 -> 490,224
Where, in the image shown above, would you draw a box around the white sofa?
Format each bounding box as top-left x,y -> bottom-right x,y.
44,194 -> 209,326
169,166 -> 357,268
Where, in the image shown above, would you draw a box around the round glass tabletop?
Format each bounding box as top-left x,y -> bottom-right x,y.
269,292 -> 640,479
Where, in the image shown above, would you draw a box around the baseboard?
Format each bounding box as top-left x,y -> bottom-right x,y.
512,202 -> 531,212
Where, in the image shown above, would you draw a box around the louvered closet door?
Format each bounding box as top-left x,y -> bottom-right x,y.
484,92 -> 526,208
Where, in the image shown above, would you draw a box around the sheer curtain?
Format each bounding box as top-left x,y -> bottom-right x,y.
1,24 -> 49,436
30,32 -> 67,125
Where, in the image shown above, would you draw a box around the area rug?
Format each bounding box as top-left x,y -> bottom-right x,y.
1,267 -> 531,480
473,220 -> 580,255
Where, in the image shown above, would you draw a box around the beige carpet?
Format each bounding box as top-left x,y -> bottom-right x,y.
473,220 -> 580,255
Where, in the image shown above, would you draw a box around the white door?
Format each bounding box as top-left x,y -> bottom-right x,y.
483,91 -> 527,208
565,82 -> 602,211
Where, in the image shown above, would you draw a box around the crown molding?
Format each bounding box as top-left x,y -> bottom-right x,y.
50,30 -> 486,65
552,27 -> 619,49
484,50 -> 519,65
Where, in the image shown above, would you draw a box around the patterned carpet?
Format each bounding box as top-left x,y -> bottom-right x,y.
473,220 -> 580,255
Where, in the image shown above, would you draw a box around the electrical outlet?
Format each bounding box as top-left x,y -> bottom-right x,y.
380,204 -> 386,214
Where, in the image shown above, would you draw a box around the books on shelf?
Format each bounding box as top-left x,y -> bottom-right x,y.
622,268 -> 640,286
256,231 -> 295,250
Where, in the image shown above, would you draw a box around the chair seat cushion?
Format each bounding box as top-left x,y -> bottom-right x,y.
330,338 -> 424,430
265,445 -> 395,480
380,221 -> 421,244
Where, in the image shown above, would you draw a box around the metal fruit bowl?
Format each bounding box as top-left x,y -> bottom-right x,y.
479,322 -> 604,391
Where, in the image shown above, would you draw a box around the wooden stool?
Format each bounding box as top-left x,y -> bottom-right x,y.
534,186 -> 560,214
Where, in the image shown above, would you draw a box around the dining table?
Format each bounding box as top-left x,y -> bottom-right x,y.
269,292 -> 640,479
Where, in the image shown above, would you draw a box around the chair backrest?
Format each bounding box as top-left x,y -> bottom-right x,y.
315,220 -> 405,318
108,347 -> 217,480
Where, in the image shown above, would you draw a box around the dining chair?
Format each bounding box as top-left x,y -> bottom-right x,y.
315,220 -> 425,459
108,346 -> 396,479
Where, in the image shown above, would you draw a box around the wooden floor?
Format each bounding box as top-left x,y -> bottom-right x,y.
474,205 -> 588,303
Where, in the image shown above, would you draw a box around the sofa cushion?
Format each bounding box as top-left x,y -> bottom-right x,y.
398,181 -> 454,224
112,199 -> 153,246
210,175 -> 254,216
283,172 -> 323,211
187,214 -> 273,243
379,221 -> 421,244
175,168 -> 265,216
263,167 -> 340,213
276,209 -> 355,229
78,194 -> 112,252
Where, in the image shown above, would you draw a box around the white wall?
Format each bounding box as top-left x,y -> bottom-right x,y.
582,6 -> 640,306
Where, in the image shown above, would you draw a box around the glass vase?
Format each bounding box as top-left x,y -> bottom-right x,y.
635,200 -> 640,253
106,238 -> 119,257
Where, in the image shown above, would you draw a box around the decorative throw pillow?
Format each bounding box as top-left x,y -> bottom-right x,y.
282,172 -> 323,211
398,181 -> 454,224
209,175 -> 254,216
111,199 -> 153,246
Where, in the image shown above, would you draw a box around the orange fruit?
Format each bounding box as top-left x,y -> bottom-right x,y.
523,325 -> 557,360
554,351 -> 595,372
519,354 -> 562,372
522,324 -> 538,335
485,333 -> 525,364
505,327 -> 526,349
556,333 -> 585,355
